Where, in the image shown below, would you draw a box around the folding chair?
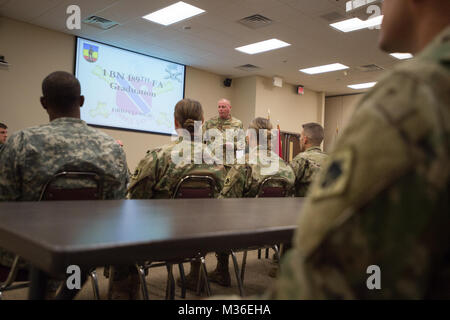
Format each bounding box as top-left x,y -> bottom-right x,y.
136,175 -> 217,300
0,171 -> 104,300
231,176 -> 291,296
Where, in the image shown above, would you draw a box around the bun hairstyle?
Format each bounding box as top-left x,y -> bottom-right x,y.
248,117 -> 273,148
174,99 -> 204,134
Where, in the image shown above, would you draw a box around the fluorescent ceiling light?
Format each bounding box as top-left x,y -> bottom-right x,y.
235,39 -> 291,55
300,63 -> 349,75
330,15 -> 383,32
390,53 -> 413,60
348,82 -> 377,89
142,1 -> 205,26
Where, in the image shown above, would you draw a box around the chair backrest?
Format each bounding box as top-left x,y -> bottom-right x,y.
256,176 -> 290,198
172,175 -> 217,199
39,171 -> 104,201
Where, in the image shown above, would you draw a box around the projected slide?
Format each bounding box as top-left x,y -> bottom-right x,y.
75,37 -> 185,135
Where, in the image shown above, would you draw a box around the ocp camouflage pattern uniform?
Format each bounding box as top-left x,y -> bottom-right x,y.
220,147 -> 295,198
127,138 -> 227,199
0,117 -> 129,268
290,146 -> 328,197
271,26 -> 450,299
203,115 -> 245,156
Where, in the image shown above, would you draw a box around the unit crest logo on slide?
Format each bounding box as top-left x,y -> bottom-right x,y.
83,43 -> 99,63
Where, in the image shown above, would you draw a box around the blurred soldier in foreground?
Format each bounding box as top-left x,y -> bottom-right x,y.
290,123 -> 328,197
272,0 -> 450,299
0,71 -> 129,296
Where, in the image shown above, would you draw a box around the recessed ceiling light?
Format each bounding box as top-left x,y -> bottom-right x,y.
330,15 -> 383,32
142,1 -> 205,26
235,39 -> 291,55
348,82 -> 377,89
390,53 -> 413,60
299,63 -> 349,75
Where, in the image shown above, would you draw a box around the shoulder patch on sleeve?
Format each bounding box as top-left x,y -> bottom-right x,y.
311,148 -> 354,201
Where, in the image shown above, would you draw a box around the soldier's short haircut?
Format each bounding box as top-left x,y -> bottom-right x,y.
174,98 -> 204,134
302,122 -> 324,146
0,123 -> 7,129
42,71 -> 81,109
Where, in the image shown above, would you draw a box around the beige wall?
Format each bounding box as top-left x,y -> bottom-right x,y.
254,76 -> 324,133
230,76 -> 257,129
1,17 -> 324,171
323,94 -> 363,152
0,17 -> 232,170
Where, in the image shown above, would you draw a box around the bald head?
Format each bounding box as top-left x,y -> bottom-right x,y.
41,71 -> 84,118
379,0 -> 450,54
217,98 -> 231,120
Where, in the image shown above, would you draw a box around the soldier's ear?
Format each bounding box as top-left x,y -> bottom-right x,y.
79,95 -> 85,108
174,117 -> 181,129
40,96 -> 47,109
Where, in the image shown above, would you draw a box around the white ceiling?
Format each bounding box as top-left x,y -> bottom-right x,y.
0,0 -> 401,96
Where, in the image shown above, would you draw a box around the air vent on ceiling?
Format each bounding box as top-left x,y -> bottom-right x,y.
238,14 -> 272,29
357,64 -> 384,72
236,64 -> 261,72
320,11 -> 345,22
82,15 -> 120,30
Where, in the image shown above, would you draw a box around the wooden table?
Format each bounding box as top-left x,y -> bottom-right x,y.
0,198 -> 304,299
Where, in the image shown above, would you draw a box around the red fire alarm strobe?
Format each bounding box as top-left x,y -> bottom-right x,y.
297,85 -> 304,95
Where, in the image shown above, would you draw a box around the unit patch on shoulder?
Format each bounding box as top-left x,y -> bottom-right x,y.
311,147 -> 354,201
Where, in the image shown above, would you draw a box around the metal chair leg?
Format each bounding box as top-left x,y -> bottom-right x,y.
136,264 -> 149,300
165,263 -> 175,300
230,251 -> 245,297
199,256 -> 211,297
241,250 -> 248,284
178,263 -> 186,299
28,267 -> 48,300
0,256 -> 21,291
89,269 -> 100,300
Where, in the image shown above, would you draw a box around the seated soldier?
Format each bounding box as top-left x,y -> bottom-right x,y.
290,122 -> 328,196
127,98 -> 227,293
215,117 -> 295,286
0,71 -> 129,296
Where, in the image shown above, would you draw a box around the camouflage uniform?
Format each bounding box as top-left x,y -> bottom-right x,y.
124,138 -> 228,289
220,147 -> 295,198
272,26 -> 450,299
0,117 -> 129,268
127,138 -> 227,199
203,116 -> 245,157
290,146 -> 328,197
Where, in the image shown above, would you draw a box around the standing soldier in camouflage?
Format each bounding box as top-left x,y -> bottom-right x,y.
290,123 -> 328,197
272,0 -> 450,299
0,71 -> 129,295
216,117 -> 295,286
0,123 -> 7,153
203,98 -> 245,162
127,98 -> 227,293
